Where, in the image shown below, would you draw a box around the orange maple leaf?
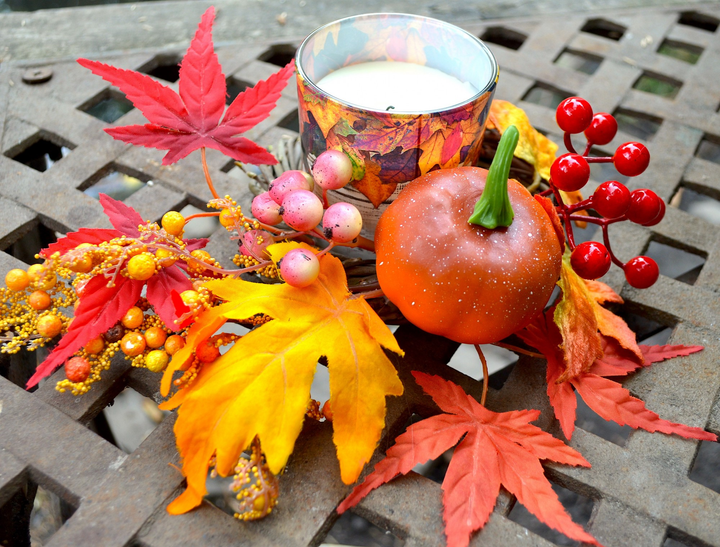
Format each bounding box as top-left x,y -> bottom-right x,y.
518,310 -> 715,443
554,252 -> 642,381
339,372 -> 600,547
159,254 -> 403,514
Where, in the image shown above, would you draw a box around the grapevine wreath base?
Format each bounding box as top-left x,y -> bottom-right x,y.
1,8 -> 714,547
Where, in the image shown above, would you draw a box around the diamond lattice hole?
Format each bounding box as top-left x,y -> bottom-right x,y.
671,186 -> 720,225
83,169 -> 147,201
508,482 -> 594,546
588,147 -> 629,185
581,18 -> 626,41
522,84 -> 573,110
657,39 -> 703,64
576,391 -> 633,446
6,222 -> 57,265
277,110 -> 300,133
259,44 -> 297,67
80,89 -> 134,123
226,78 -> 252,105
645,241 -> 706,285
324,510 -> 405,546
179,203 -> 220,239
633,72 -> 682,99
554,49 -> 603,74
689,439 -> 720,493
480,26 -> 528,50
140,55 -> 181,82
613,109 -> 663,141
7,137 -> 71,172
103,387 -> 167,454
696,135 -> 720,165
677,11 -> 719,32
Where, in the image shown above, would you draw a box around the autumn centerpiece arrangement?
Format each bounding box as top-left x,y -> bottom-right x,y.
1,8 -> 714,547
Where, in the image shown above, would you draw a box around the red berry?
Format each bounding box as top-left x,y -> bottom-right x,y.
584,113 -> 618,145
592,181 -> 631,219
624,256 -> 659,288
626,189 -> 663,225
570,241 -> 612,279
550,153 -> 590,192
556,97 -> 593,134
641,198 -> 665,227
613,142 -> 650,177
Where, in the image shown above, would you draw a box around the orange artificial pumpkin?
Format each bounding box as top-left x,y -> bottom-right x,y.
375,166 -> 562,345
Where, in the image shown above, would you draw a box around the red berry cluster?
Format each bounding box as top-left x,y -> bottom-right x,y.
547,97 -> 663,289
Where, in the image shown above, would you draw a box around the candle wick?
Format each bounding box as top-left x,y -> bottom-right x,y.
386,105 -> 395,111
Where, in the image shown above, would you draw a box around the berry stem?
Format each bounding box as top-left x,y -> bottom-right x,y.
201,148 -> 220,200
585,156 -> 613,164
563,132 -> 578,155
316,242 -> 336,258
582,141 -> 593,157
493,342 -> 544,359
184,212 -> 221,222
601,223 -> 626,268
353,288 -> 385,300
322,189 -> 329,209
468,124 -> 518,228
561,197 -> 594,214
474,344 -> 489,407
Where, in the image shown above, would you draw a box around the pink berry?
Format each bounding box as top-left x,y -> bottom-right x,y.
279,248 -> 320,288
269,170 -> 314,205
251,192 -> 282,225
322,202 -> 363,243
280,190 -> 324,232
313,150 -> 353,190
240,229 -> 274,261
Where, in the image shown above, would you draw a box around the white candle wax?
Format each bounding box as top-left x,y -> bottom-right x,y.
317,61 -> 478,112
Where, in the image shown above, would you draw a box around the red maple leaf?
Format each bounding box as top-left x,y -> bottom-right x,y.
77,7 -> 293,165
27,275 -> 144,388
339,372 -> 600,547
517,311 -> 716,442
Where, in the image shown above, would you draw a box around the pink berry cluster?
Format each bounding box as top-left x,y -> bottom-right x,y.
250,150 -> 363,288
546,97 -> 664,289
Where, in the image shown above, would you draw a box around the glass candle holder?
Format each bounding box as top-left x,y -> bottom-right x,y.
296,12 -> 499,237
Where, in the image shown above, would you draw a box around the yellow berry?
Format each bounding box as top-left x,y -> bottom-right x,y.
180,290 -> 200,307
127,253 -> 156,281
84,336 -> 105,354
145,349 -> 169,372
120,332 -> 146,356
164,334 -> 185,355
5,269 -> 30,291
155,248 -> 176,268
162,211 -> 185,237
188,250 -> 213,275
28,264 -> 56,290
144,326 -> 167,349
219,208 -> 238,228
37,314 -> 63,338
28,290 -> 51,310
121,306 -> 144,329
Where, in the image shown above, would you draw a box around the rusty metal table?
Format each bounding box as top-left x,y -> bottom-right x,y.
1,4 -> 720,546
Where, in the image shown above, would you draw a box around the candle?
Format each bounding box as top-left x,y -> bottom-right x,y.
317,61 -> 478,113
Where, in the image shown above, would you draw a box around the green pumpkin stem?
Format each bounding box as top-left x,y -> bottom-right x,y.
468,124 -> 519,229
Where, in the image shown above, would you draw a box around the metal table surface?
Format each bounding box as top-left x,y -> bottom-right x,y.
1,3 -> 720,546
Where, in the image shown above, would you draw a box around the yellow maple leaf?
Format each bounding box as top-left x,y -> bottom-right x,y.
488,99 -> 558,184
554,252 -> 643,382
159,255 -> 404,514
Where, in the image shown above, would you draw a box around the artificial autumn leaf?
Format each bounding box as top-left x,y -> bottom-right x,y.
146,265 -> 193,328
534,195 -> 565,252
518,311 -> 715,442
39,228 -> 122,258
554,253 -> 643,381
27,275 -> 144,388
78,7 -> 293,166
488,99 -> 558,183
159,255 -> 403,514
100,193 -> 144,237
339,372 -> 599,547
352,154 -> 396,208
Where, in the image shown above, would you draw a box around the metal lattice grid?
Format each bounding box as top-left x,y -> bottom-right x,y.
1,4 -> 720,547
